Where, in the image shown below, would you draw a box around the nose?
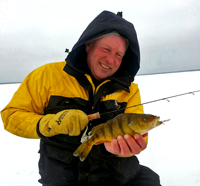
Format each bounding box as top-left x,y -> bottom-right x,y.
105,53 -> 115,64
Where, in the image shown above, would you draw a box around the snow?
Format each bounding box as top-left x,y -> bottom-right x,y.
0,71 -> 200,186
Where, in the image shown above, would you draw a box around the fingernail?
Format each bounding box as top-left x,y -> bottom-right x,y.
124,134 -> 130,139
135,134 -> 140,139
117,135 -> 123,140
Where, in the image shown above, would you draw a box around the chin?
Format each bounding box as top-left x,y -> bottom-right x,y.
94,73 -> 110,81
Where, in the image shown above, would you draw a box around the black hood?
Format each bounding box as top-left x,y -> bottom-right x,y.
65,10 -> 140,87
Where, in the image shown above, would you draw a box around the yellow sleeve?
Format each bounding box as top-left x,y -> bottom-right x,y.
125,83 -> 144,114
0,64 -> 56,139
118,83 -> 148,157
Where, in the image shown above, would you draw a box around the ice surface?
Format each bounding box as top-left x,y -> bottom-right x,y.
0,71 -> 200,186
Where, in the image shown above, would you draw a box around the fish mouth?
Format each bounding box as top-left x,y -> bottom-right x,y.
100,62 -> 110,69
151,116 -> 160,127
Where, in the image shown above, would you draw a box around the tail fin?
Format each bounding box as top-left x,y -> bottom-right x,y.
73,141 -> 93,161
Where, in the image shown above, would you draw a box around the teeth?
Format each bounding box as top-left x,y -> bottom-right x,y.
100,63 -> 109,69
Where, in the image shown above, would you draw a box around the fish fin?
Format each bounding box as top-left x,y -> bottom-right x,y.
80,135 -> 88,143
73,141 -> 93,162
95,140 -> 107,145
81,125 -> 88,143
128,120 -> 137,129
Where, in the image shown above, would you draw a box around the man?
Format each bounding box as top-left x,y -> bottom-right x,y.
1,11 -> 161,185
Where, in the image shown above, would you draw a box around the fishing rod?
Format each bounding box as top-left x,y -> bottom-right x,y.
88,90 -> 200,120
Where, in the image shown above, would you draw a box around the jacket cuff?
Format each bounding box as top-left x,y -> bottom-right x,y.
36,118 -> 46,139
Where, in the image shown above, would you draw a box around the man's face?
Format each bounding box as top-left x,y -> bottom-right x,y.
86,34 -> 127,81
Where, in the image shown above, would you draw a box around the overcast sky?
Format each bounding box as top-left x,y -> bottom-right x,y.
0,0 -> 200,83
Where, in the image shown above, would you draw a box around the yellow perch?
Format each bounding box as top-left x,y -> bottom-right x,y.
73,113 -> 169,161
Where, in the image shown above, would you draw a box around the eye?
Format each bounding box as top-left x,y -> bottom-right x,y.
116,53 -> 122,58
102,47 -> 109,52
144,117 -> 148,122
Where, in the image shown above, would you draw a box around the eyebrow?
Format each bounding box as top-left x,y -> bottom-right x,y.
100,43 -> 125,56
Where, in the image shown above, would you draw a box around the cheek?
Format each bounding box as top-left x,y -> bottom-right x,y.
114,59 -> 122,69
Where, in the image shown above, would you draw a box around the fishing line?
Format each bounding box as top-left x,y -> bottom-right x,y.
98,90 -> 200,117
86,90 -> 200,142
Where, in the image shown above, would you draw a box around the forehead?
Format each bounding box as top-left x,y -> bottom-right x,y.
93,34 -> 127,51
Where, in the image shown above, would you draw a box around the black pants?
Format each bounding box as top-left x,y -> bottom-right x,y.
128,165 -> 161,186
38,155 -> 161,186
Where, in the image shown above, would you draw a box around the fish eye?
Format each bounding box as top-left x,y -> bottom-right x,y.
144,117 -> 148,122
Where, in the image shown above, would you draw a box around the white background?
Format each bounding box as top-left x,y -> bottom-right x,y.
1,0 -> 200,83
1,71 -> 200,186
1,0 -> 200,185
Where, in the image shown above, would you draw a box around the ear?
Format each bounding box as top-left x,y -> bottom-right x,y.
85,42 -> 92,53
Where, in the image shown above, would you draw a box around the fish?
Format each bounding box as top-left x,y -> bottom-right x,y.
73,113 -> 169,161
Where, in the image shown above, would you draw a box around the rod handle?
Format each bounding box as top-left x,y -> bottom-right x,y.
88,112 -> 100,121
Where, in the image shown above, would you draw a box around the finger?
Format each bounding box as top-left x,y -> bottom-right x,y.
135,134 -> 147,150
104,141 -> 111,152
111,138 -> 121,154
104,139 -> 120,155
117,135 -> 132,156
124,134 -> 141,154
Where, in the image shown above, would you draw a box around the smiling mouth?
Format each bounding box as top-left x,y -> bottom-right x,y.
100,62 -> 109,69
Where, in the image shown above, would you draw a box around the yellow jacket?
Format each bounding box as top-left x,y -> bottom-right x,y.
1,61 -> 146,143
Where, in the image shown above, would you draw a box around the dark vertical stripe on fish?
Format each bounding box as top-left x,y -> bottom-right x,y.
95,132 -> 99,140
117,115 -> 125,134
107,122 -> 114,138
100,125 -> 106,139
127,113 -> 131,125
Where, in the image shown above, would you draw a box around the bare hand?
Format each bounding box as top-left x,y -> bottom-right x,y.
104,133 -> 148,156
